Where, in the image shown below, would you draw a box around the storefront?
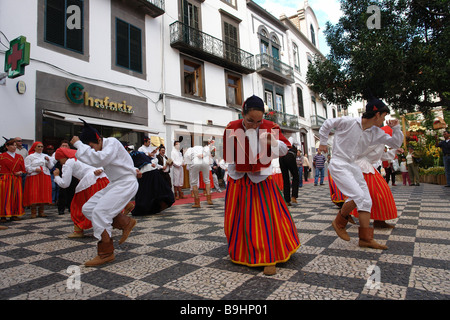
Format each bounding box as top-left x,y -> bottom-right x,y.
35,71 -> 157,148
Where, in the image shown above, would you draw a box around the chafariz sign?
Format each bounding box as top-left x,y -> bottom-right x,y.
65,82 -> 134,114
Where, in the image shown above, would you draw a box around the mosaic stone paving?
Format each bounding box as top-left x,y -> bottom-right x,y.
0,182 -> 449,303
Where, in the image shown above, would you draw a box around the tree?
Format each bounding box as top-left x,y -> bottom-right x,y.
306,0 -> 450,114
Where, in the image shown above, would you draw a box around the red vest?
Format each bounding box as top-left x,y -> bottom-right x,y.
223,119 -> 291,173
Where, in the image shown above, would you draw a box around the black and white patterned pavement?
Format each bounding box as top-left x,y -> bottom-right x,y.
0,182 -> 449,307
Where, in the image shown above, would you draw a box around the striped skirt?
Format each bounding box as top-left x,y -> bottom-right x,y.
0,174 -> 24,217
23,173 -> 52,206
351,170 -> 397,220
70,177 -> 109,230
328,170 -> 347,207
272,173 -> 284,191
224,175 -> 300,267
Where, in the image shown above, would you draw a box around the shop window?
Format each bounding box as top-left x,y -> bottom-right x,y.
116,18 -> 142,73
45,0 -> 84,53
183,57 -> 204,98
226,72 -> 242,106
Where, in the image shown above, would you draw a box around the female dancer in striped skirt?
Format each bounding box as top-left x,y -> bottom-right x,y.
223,95 -> 300,275
53,147 -> 110,238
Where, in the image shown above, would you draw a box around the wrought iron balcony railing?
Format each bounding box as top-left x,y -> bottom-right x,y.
128,0 -> 164,17
265,110 -> 299,131
170,21 -> 255,74
310,114 -> 326,129
255,53 -> 294,85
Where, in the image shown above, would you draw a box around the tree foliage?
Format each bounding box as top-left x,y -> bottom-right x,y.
306,0 -> 450,114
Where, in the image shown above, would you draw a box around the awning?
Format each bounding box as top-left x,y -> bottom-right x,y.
43,110 -> 159,134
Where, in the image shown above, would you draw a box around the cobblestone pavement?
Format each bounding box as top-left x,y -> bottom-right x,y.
0,182 -> 449,304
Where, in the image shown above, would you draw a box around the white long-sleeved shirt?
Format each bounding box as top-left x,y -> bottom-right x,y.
74,138 -> 136,182
319,116 -> 403,163
355,145 -> 398,174
171,148 -> 184,168
54,158 -> 107,193
25,152 -> 56,176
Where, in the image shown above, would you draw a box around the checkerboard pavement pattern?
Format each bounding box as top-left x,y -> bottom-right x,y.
0,182 -> 449,301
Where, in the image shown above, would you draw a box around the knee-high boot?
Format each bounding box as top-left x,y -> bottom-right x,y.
332,210 -> 350,241
112,212 -> 137,245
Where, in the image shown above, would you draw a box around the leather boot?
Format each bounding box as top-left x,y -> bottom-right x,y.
205,186 -> 213,205
31,206 -> 37,219
0,225 -> 8,230
179,188 -> 185,199
192,189 -> 201,208
38,205 -> 47,217
332,210 -> 350,241
122,202 -> 135,215
112,212 -> 137,245
85,230 -> 115,267
358,227 -> 388,250
291,197 -> 297,204
374,220 -> 395,229
68,224 -> 84,238
175,187 -> 180,200
263,265 -> 276,276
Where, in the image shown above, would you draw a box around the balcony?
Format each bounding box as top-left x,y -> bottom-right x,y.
265,110 -> 299,131
128,0 -> 165,17
170,21 -> 255,74
255,53 -> 294,85
310,115 -> 326,130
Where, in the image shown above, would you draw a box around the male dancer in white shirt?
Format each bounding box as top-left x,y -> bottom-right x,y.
319,99 -> 403,250
71,120 -> 139,266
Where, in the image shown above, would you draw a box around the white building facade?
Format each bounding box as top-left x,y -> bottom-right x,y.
0,0 -> 336,163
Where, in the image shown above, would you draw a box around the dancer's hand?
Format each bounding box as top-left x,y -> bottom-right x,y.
70,136 -> 80,145
386,119 -> 399,127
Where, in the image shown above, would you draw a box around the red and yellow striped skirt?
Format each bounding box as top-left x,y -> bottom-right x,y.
0,174 -> 24,217
224,175 -> 300,267
23,173 -> 52,206
328,170 -> 347,207
272,173 -> 284,191
70,177 -> 109,230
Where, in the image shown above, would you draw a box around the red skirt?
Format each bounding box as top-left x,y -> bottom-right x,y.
272,173 -> 284,191
0,174 -> 24,217
70,177 -> 109,230
328,170 -> 347,207
23,173 -> 52,206
351,170 -> 397,220
224,175 -> 300,267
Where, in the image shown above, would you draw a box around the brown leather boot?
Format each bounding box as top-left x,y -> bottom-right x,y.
31,206 -> 37,219
291,197 -> 297,203
68,224 -> 84,238
174,187 -> 180,200
179,188 -> 186,199
38,205 -> 47,217
374,220 -> 395,229
332,210 -> 350,241
358,227 -> 388,250
85,230 -> 115,267
0,225 -> 8,230
122,202 -> 135,215
263,265 -> 276,276
112,213 -> 137,245
192,189 -> 201,208
206,195 -> 213,205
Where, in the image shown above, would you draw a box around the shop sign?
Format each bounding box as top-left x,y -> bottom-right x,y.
4,36 -> 30,79
65,82 -> 134,114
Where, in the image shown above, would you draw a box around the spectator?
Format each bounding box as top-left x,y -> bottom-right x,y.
406,146 -> 420,186
280,143 -> 299,205
23,141 -> 55,218
436,130 -> 450,187
313,149 -> 326,186
171,138 -> 185,200
399,157 -> 411,186
303,153 -> 311,181
156,145 -> 172,188
296,149 -> 303,187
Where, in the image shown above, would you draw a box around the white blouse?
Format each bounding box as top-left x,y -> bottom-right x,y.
54,158 -> 107,193
25,152 -> 55,176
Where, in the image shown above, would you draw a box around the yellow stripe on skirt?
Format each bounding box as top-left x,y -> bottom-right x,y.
224,175 -> 300,267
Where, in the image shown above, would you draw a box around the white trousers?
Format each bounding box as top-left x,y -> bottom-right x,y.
329,158 -> 372,212
82,177 -> 138,240
189,162 -> 210,186
172,166 -> 184,187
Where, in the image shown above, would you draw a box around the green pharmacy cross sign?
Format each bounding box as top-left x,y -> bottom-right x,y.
4,36 -> 30,79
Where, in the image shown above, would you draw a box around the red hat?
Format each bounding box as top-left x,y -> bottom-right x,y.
381,126 -> 393,137
54,148 -> 77,160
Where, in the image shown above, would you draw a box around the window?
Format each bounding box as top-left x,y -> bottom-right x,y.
183,0 -> 200,28
45,0 -> 84,53
116,18 -> 142,73
264,82 -> 284,112
182,57 -> 204,98
293,42 -> 300,72
297,87 -> 305,117
221,0 -> 237,9
224,22 -> 239,63
310,24 -> 316,46
226,72 -> 242,106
